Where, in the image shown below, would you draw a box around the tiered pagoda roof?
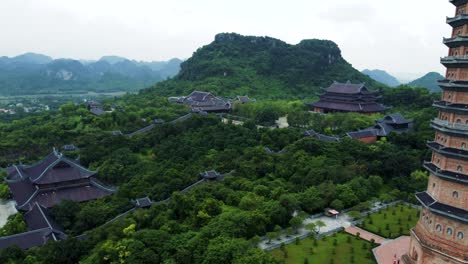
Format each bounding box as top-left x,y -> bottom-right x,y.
5,149 -> 115,211
308,81 -> 388,113
415,192 -> 468,223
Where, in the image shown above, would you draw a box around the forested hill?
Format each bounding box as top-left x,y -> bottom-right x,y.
408,72 -> 444,93
143,33 -> 383,99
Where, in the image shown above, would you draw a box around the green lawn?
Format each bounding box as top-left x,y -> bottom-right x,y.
270,232 -> 375,264
357,204 -> 419,239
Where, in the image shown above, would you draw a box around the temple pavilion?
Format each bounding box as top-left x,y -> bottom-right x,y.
308,81 -> 388,114
5,149 -> 115,211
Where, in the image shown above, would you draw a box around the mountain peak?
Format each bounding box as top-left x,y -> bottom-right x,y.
99,55 -> 129,64
11,52 -> 53,64
362,69 -> 400,87
408,72 -> 444,92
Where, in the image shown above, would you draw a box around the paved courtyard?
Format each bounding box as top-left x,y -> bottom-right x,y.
373,236 -> 410,264
259,213 -> 353,249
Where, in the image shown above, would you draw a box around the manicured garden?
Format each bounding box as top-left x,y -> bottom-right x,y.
271,232 -> 376,264
357,204 -> 419,239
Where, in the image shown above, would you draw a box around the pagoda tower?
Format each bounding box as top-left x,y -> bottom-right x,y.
406,1 -> 468,263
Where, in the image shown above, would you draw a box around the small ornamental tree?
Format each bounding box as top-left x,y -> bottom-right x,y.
289,216 -> 303,234
315,220 -> 326,233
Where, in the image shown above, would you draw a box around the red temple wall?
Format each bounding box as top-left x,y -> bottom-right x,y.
432,151 -> 468,173
449,46 -> 468,56
417,208 -> 467,251
434,131 -> 468,149
356,136 -> 377,144
451,25 -> 468,38
456,4 -> 468,16
441,90 -> 468,104
446,68 -> 468,81
438,109 -> 468,123
426,173 -> 467,209
408,234 -> 464,264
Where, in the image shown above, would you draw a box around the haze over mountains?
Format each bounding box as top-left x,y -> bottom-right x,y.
362,69 -> 444,92
0,53 -> 182,96
361,69 -> 401,87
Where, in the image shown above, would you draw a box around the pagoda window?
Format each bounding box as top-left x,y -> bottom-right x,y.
436,224 -> 442,232
462,143 -> 466,149
457,165 -> 463,172
447,228 -> 453,236
453,191 -> 459,198
458,232 -> 464,240
433,183 -> 436,189
456,119 -> 462,124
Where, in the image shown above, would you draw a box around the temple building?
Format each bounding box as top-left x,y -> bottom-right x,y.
402,1 -> 468,263
0,203 -> 67,250
5,149 -> 115,211
308,81 -> 388,114
169,91 -> 232,113
372,113 -> 413,137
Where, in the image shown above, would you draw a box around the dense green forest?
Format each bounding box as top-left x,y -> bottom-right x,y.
0,82 -> 437,263
0,33 -> 440,263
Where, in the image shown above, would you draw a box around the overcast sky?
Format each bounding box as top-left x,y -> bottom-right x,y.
1,0 -> 454,81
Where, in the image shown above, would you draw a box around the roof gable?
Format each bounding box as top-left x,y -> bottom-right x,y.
29,156 -> 96,184
326,81 -> 367,94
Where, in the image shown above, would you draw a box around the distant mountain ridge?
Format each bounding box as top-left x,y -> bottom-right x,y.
0,53 -> 182,95
362,69 -> 400,87
143,33 -> 383,99
408,72 -> 444,92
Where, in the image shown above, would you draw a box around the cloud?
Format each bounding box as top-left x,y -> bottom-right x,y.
0,0 -> 454,79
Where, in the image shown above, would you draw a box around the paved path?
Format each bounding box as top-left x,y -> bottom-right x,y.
259,214 -> 353,250
259,201 -> 406,250
0,200 -> 17,227
345,226 -> 386,244
372,236 -> 410,264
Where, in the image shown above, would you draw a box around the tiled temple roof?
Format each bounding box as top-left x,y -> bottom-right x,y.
0,228 -> 66,250
346,130 -> 377,139
416,192 -> 468,223
0,203 -> 67,250
6,150 -> 114,210
7,150 -> 97,185
325,82 -> 370,95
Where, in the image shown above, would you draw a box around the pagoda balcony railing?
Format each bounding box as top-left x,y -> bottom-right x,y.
447,14 -> 468,27
431,118 -> 468,131
433,100 -> 468,112
450,0 -> 468,7
441,55 -> 468,62
437,79 -> 468,89
443,35 -> 468,47
427,141 -> 468,159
